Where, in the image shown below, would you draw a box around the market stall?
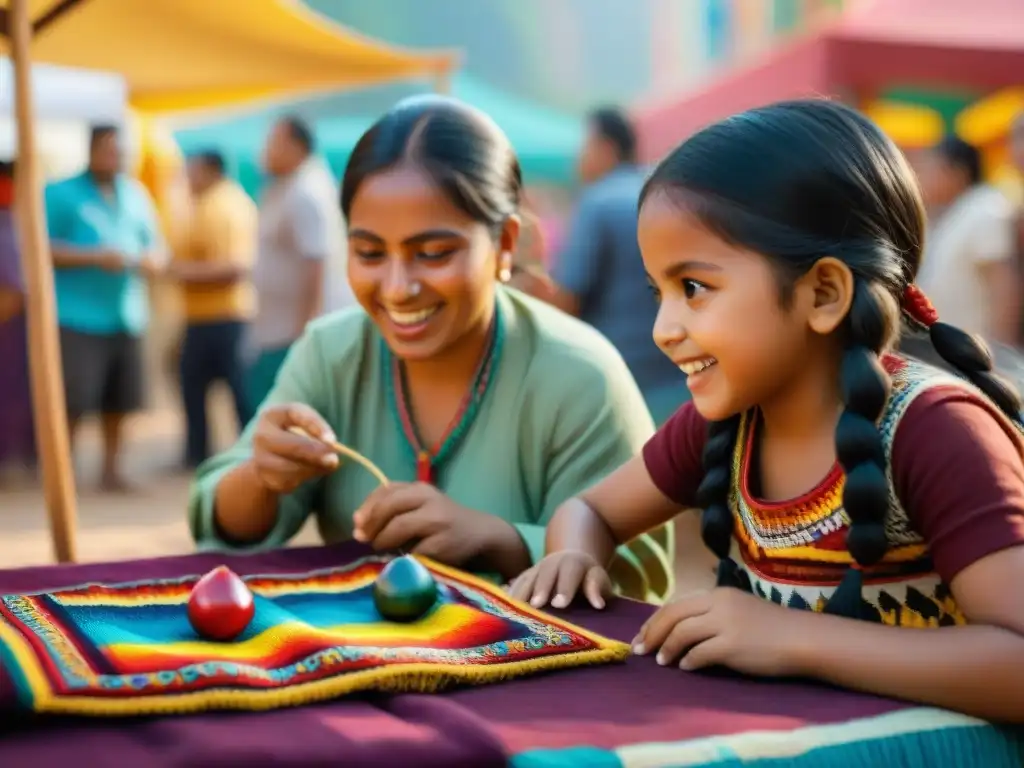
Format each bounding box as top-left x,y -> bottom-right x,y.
634,0 -> 1024,160
0,0 -> 459,564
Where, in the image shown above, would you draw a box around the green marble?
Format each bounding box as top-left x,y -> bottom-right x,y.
373,556 -> 439,623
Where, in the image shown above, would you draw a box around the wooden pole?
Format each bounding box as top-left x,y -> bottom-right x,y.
10,0 -> 79,563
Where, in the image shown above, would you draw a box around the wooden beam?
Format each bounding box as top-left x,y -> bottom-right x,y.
33,0 -> 89,34
10,0 -> 79,563
0,0 -> 90,39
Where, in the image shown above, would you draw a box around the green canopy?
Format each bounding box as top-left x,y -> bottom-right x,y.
173,73 -> 583,197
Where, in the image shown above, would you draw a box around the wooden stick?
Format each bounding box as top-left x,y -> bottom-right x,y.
11,0 -> 79,563
287,426 -> 390,488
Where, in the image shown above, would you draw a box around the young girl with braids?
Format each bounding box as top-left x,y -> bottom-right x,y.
509,99 -> 1024,722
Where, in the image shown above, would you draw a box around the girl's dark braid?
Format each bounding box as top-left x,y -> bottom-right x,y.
694,415 -> 747,589
903,284 -> 1023,425
826,281 -> 1024,621
823,278 -> 892,620
691,279 -> 1021,617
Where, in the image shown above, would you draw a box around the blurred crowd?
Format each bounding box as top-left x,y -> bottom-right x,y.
1,105 -> 1024,492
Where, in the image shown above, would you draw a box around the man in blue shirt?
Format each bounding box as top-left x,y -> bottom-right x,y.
546,108 -> 688,424
46,124 -> 165,491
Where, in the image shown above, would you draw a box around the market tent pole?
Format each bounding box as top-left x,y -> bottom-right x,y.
8,0 -> 78,563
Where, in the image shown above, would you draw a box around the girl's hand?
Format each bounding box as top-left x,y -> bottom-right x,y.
352,482 -> 519,569
250,404 -> 339,495
507,551 -> 613,610
632,587 -> 807,677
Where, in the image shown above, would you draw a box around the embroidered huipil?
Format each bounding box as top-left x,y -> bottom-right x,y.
644,355 -> 1024,628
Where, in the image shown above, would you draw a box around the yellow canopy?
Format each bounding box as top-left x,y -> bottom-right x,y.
0,0 -> 458,114
863,100 -> 946,150
955,87 -> 1024,148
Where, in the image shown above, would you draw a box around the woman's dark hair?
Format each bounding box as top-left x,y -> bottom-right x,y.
341,95 -> 522,234
640,98 -> 1023,620
933,134 -> 983,187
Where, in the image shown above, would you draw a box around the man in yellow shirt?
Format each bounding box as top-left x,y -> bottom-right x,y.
169,151 -> 257,469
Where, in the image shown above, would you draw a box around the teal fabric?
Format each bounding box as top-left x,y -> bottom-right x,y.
45,172 -> 161,335
511,747 -> 622,768
245,345 -> 291,414
173,73 -> 583,191
514,521 -> 547,565
693,724 -> 1024,768
510,723 -> 1024,768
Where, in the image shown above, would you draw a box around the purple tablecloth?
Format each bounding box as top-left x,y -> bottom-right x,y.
0,543 -> 926,767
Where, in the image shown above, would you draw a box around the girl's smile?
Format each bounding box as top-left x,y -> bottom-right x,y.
675,356 -> 719,393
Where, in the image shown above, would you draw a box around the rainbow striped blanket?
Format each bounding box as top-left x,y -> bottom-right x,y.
0,555 -> 628,717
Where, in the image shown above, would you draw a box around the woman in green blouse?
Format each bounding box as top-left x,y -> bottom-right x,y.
188,96 -> 675,602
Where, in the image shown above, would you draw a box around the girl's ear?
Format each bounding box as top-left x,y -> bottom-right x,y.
794,256 -> 855,336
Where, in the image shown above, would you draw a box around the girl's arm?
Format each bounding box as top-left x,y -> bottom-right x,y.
545,454 -> 689,565
787,546 -> 1024,723
545,401 -> 709,563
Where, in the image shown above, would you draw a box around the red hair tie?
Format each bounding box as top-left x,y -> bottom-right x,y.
902,284 -> 939,329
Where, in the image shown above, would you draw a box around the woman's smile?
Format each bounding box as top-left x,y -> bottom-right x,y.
379,302 -> 446,340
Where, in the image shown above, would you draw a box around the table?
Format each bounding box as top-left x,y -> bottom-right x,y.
1,543 -> 1021,768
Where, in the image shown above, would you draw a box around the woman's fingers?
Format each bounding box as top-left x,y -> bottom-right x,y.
354,484 -> 426,543
282,403 -> 336,443
264,429 -> 338,470
257,406 -> 338,470
371,506 -> 435,552
250,404 -> 340,494
252,453 -> 324,493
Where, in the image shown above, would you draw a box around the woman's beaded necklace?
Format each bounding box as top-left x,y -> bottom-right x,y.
384,305 -> 505,485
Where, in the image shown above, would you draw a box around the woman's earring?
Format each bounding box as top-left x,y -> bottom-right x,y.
498,252 -> 513,283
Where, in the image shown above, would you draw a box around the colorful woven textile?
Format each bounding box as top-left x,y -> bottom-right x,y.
0,555 -> 628,717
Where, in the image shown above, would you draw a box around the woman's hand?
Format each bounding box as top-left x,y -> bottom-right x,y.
631,587 -> 806,677
508,551 -> 613,610
250,403 -> 339,495
352,482 -> 527,576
